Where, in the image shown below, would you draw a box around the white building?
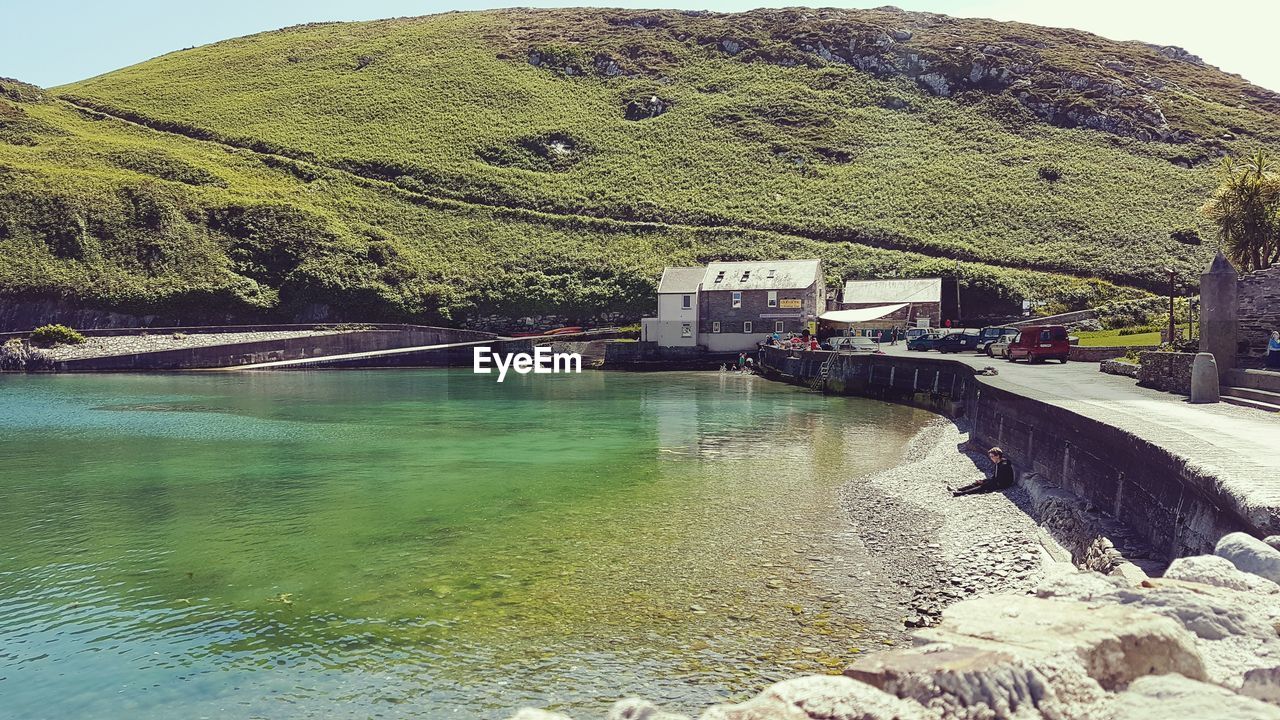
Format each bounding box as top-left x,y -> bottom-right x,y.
641,267 -> 703,347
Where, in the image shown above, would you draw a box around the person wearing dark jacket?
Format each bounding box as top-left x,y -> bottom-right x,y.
952,448 -> 1014,496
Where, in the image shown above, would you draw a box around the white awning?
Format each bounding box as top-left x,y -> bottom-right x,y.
818,303 -> 909,324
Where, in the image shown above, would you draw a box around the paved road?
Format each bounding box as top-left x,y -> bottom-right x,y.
878,345 -> 1280,510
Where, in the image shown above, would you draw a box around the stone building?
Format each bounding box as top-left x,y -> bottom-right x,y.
643,259 -> 824,352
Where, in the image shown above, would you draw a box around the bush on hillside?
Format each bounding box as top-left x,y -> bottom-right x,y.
29,324 -> 86,346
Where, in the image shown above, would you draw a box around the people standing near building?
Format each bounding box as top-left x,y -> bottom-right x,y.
1268,330 -> 1280,369
737,351 -> 747,370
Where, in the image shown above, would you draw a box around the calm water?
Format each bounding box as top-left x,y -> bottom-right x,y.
0,370 -> 929,719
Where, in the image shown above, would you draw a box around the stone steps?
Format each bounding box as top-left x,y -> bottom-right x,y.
1221,392 -> 1280,413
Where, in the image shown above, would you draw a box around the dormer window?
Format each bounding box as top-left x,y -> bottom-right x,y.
740,271 -> 751,282
714,271 -> 725,283
767,269 -> 776,278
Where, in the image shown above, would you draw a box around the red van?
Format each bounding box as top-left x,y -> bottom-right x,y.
1007,325 -> 1070,364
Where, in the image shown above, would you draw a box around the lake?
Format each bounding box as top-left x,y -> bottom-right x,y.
0,369 -> 931,719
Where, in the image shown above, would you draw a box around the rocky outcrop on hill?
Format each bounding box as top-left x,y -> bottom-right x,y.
507,531 -> 1280,719
513,7 -> 1280,146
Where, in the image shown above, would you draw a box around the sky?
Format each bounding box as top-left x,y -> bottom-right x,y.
3,1 -> 1279,91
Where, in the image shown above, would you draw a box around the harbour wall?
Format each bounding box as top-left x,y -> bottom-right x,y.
49,326 -> 496,372
759,346 -> 1255,560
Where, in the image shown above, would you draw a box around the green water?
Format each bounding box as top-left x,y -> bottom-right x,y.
0,369 -> 930,719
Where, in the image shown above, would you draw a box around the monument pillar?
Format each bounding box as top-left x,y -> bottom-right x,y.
1199,252 -> 1238,377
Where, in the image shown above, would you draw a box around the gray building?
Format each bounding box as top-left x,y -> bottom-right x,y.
644,259 -> 824,352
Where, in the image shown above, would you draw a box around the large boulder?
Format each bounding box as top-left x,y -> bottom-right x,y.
698,675 -> 928,720
1040,570 -> 1280,688
1216,533 -> 1280,584
1111,674 -> 1280,719
845,643 -> 1109,719
914,595 -> 1206,690
1166,555 -> 1280,594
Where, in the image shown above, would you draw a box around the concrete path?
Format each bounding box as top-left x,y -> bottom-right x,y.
231,339 -> 497,370
879,346 -> 1280,510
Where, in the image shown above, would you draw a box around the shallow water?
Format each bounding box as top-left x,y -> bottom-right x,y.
0,369 -> 930,719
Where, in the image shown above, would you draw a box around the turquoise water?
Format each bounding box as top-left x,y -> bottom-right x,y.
0,369 -> 930,719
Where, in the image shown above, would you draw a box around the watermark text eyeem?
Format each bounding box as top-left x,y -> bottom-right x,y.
473,346 -> 582,382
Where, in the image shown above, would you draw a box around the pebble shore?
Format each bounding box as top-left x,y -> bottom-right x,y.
838,417 -> 1069,635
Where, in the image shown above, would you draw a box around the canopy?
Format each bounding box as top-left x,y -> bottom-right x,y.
818,303 -> 909,324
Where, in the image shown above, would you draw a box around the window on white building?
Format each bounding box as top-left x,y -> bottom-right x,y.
681,323 -> 692,338
740,271 -> 751,282
681,294 -> 691,309
732,291 -> 742,308
712,322 -> 721,333
743,321 -> 753,334
768,291 -> 777,308
775,321 -> 784,332
714,271 -> 725,283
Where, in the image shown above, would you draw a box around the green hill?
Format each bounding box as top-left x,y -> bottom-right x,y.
3,7 -> 1279,327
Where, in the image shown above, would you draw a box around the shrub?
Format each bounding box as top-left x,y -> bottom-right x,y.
0,337 -> 53,370
1037,165 -> 1064,182
29,324 -> 86,346
1169,227 -> 1202,245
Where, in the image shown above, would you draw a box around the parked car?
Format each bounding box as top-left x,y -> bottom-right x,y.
1007,325 -> 1070,364
977,326 -> 1020,355
905,328 -> 931,343
988,335 -> 1015,358
827,336 -> 880,353
907,332 -> 946,352
935,329 -> 982,353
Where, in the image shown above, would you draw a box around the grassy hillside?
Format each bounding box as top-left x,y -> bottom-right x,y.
5,7 -> 1280,326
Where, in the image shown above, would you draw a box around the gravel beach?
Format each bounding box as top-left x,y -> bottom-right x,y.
838,415 -> 1071,641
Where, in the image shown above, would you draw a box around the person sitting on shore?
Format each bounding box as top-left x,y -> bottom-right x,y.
951,447 -> 1014,496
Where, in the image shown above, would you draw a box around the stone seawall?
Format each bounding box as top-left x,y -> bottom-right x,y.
758,347 -> 1256,559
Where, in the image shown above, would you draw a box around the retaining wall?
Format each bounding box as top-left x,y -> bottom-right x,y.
1136,351 -> 1195,395
759,347 -> 1255,559
1237,265 -> 1280,368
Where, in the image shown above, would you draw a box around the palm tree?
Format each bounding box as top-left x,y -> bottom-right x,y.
1201,149 -> 1280,271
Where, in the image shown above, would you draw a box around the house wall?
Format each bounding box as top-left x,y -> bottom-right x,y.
655,292 -> 698,346
698,283 -> 818,351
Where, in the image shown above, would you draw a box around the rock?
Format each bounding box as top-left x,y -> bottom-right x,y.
1217,533 -> 1280,585
1243,667 -> 1280,706
1035,570 -> 1129,601
1264,536 -> 1280,552
1044,575 -> 1280,688
510,709 -> 575,720
1165,555 -> 1280,594
1112,673 -> 1280,719
1190,352 -> 1221,403
846,644 -> 1110,719
608,697 -> 691,720
915,595 -> 1207,690
699,675 -> 927,720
